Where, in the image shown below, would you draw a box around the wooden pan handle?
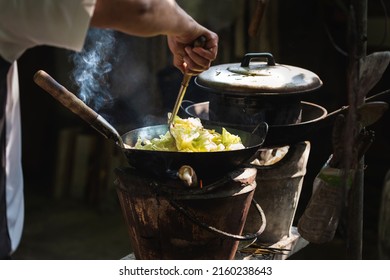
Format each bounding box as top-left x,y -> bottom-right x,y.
33,70 -> 124,148
33,69 -> 99,124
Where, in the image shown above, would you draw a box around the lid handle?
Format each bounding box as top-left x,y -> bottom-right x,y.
240,52 -> 276,67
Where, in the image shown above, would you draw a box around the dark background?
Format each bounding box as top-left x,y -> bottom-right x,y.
12,0 -> 390,259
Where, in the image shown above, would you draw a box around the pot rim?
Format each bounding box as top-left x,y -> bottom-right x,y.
184,100 -> 328,128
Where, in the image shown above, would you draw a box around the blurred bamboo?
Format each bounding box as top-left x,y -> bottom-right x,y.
346,0 -> 367,260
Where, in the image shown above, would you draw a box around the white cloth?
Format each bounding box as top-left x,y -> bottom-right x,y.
5,62 -> 23,254
0,0 -> 96,254
0,0 -> 96,63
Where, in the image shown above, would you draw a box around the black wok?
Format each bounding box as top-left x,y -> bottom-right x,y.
121,123 -> 267,179
33,70 -> 268,180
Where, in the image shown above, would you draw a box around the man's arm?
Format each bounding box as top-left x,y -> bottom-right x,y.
91,0 -> 218,73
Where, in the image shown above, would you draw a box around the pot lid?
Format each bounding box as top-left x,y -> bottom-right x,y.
195,53 -> 323,96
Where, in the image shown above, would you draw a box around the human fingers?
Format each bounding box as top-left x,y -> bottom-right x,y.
167,30 -> 218,74
182,52 -> 209,74
183,48 -> 218,75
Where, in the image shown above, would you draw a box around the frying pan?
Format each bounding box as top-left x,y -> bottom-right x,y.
33,70 -> 268,180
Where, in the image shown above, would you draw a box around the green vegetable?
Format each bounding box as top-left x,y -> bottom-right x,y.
134,116 -> 244,152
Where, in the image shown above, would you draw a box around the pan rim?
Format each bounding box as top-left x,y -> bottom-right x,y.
121,123 -> 267,153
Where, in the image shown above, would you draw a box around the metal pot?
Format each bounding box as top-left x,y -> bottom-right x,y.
33,70 -> 268,180
183,94 -> 389,147
183,100 -> 327,147
195,52 -> 323,126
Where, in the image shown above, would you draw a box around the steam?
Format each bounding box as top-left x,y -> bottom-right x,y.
69,29 -> 167,129
70,28 -> 117,112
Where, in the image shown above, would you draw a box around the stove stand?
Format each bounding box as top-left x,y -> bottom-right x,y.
115,167 -> 261,260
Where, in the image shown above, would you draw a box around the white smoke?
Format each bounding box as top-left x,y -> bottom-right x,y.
70,28 -> 117,112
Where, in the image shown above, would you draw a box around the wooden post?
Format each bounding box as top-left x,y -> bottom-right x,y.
346,0 -> 367,260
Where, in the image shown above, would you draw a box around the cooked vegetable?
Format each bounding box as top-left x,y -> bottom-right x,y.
134,115 -> 245,152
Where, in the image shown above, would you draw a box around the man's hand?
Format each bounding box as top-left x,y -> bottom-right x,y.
167,30 -> 218,75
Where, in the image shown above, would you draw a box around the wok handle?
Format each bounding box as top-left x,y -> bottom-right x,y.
34,70 -> 98,123
33,70 -> 124,148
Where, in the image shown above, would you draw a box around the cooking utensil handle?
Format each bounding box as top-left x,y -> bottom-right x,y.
34,70 -> 98,123
33,70 -> 124,148
241,52 -> 276,67
168,36 -> 207,126
193,35 -> 207,48
169,74 -> 191,124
